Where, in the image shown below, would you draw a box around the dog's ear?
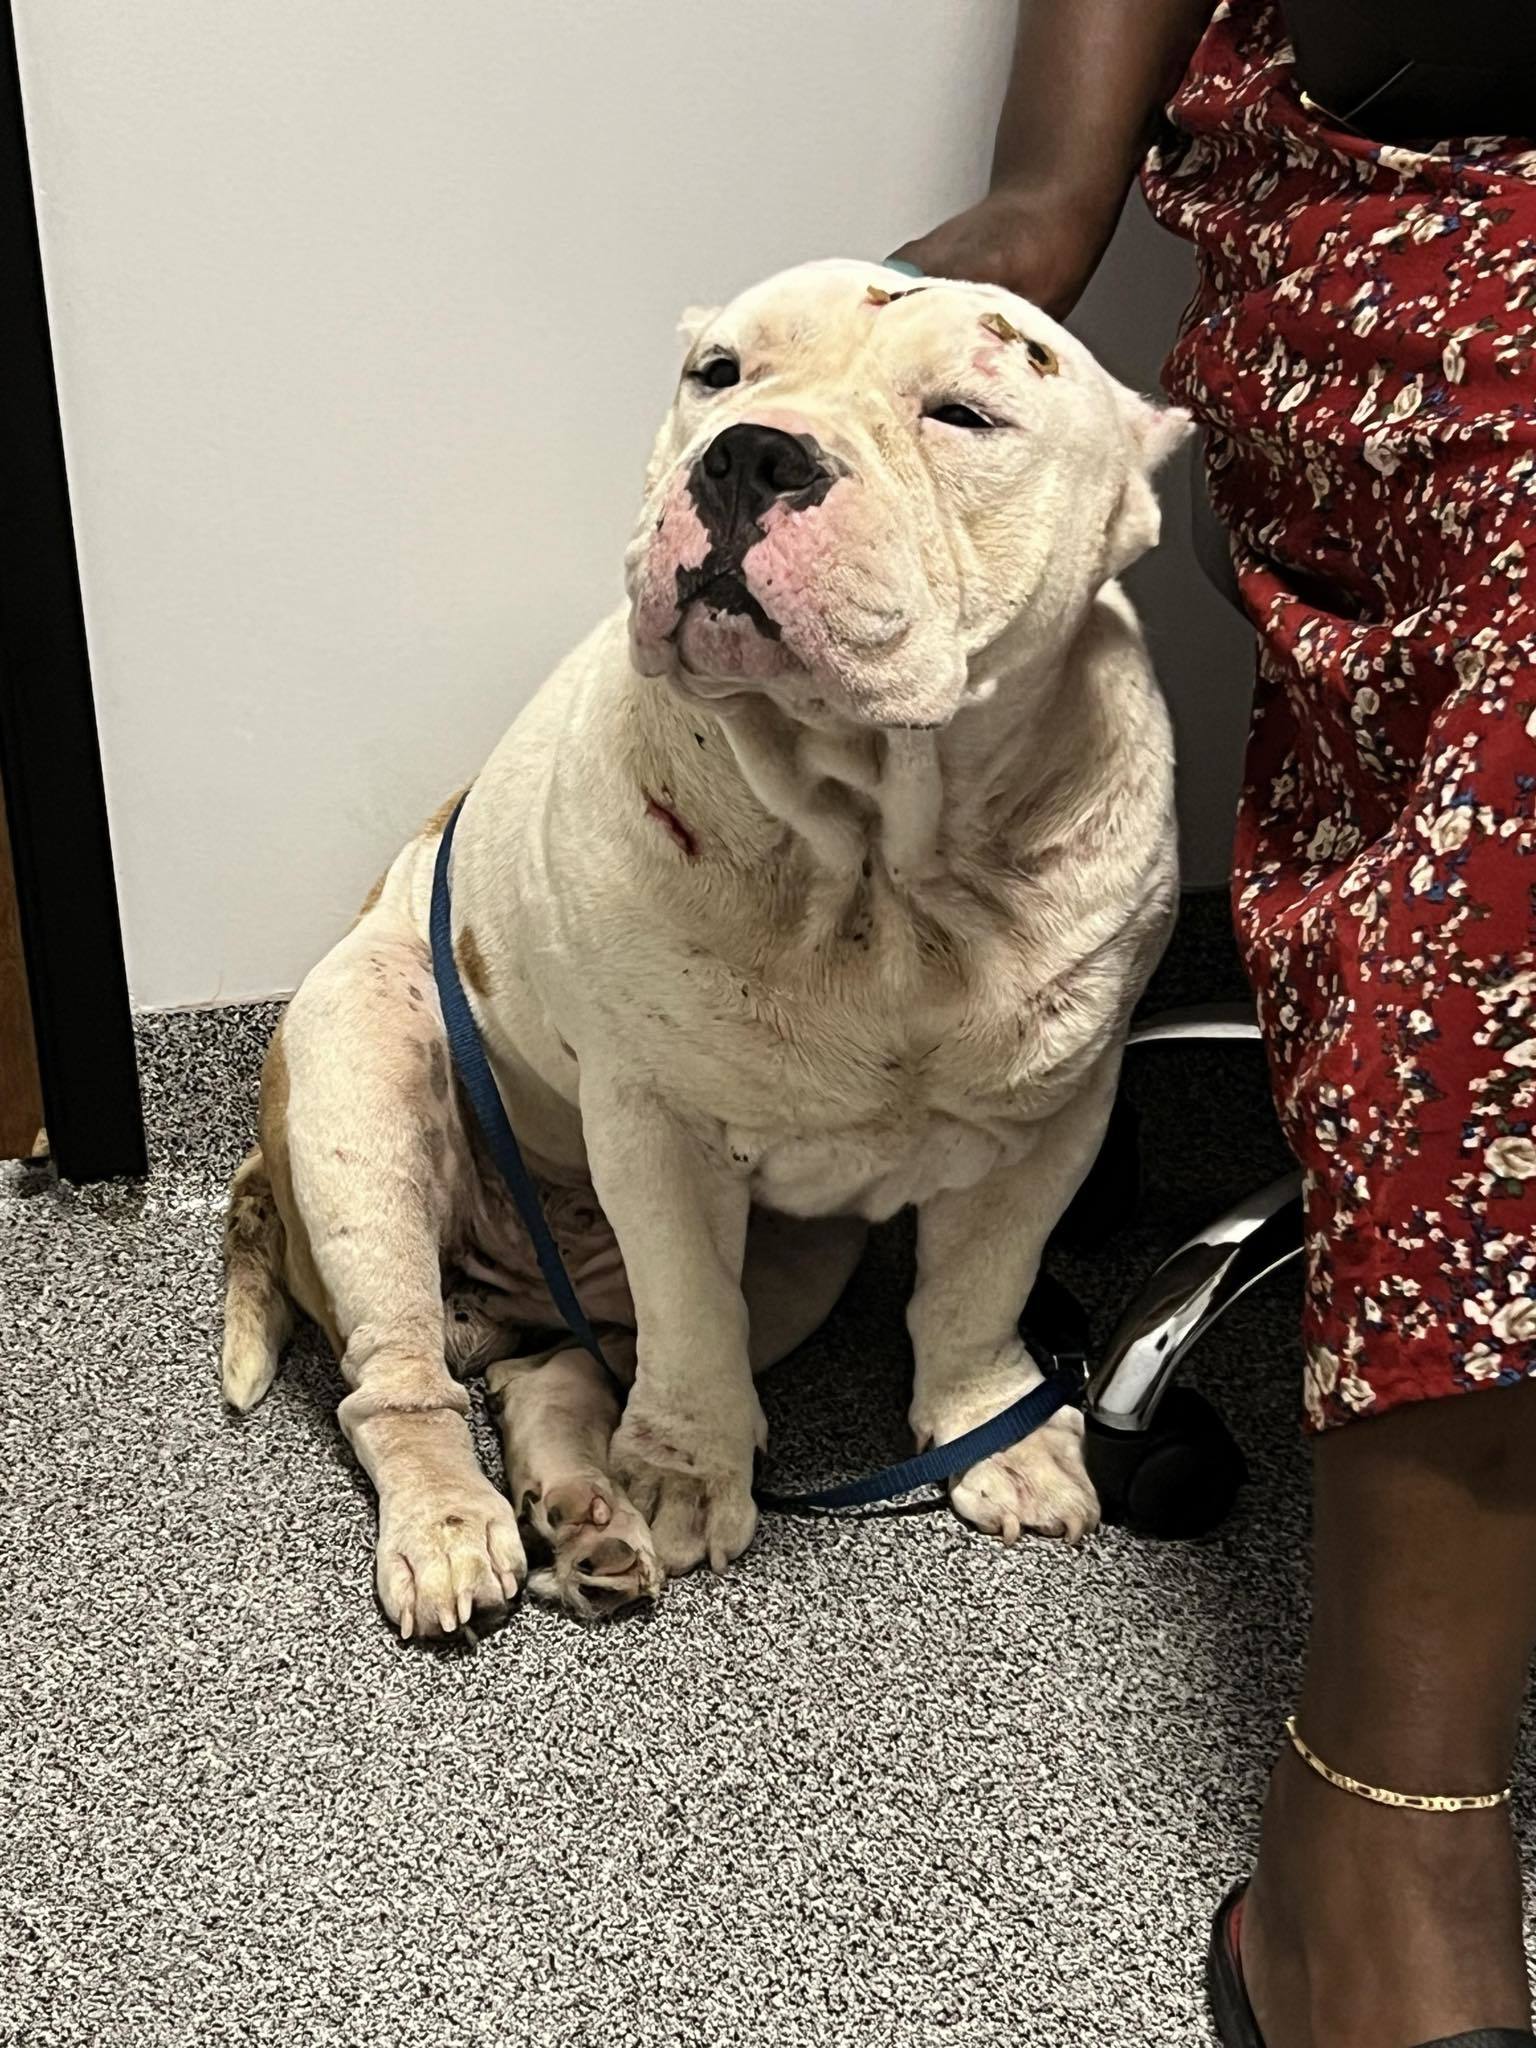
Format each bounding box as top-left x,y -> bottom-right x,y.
1104,391 -> 1194,576
677,303 -> 722,353
1123,393 -> 1194,475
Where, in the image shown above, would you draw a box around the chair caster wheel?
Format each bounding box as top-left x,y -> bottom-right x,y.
1085,1388 -> 1248,1538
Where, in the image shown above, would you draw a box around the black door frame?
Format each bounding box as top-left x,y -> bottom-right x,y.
0,1 -> 146,1182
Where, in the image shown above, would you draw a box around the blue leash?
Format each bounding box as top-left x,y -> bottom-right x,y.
430,798 -> 611,1370
753,1358 -> 1081,1514
429,767 -> 1083,1512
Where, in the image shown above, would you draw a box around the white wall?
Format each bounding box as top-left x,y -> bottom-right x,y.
16,0 -> 1251,1010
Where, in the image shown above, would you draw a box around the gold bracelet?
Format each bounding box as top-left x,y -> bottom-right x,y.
1285,1718 -> 1511,1812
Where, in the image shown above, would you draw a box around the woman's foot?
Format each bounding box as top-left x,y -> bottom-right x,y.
1239,1746 -> 1529,2048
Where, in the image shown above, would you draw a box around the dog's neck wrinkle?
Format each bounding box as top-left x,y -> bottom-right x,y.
940,605 -> 1111,845
876,731 -> 944,884
716,700 -> 944,884
708,594 -> 1111,883
715,698 -> 867,876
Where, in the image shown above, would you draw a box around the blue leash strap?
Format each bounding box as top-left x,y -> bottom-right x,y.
429,787 -> 1087,1514
430,794 -> 612,1372
757,1317 -> 1085,1515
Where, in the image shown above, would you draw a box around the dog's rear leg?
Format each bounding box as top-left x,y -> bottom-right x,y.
488,1337 -> 661,1620
742,1208 -> 869,1371
280,925 -> 527,1638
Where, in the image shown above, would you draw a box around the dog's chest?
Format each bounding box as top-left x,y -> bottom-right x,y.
664,879 -> 1105,1222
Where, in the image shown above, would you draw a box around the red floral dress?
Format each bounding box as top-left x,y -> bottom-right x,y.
1142,1 -> 1536,1427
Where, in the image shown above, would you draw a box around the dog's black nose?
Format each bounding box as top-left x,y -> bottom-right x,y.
693,423 -> 826,535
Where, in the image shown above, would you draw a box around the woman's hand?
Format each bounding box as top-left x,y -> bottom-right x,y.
888,182 -> 1115,320
892,0 -> 1215,318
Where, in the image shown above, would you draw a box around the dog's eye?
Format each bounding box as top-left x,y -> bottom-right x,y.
925,402 -> 994,430
690,354 -> 741,392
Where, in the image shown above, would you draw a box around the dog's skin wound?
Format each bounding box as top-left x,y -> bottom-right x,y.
645,795 -> 698,858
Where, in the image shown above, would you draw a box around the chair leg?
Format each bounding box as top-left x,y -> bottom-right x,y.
1087,1171 -> 1304,1435
1128,1000 -> 1262,1047
1073,1004 -> 1296,1535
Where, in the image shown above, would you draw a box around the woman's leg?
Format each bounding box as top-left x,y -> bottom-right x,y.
1243,1382 -> 1536,2048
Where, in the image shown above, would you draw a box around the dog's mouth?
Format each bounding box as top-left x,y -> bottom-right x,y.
662,560 -> 794,700
674,564 -> 781,643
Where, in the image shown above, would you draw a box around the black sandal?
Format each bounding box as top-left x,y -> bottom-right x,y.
1208,1884 -> 1536,2048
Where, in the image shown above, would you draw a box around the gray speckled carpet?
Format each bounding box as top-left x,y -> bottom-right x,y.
10,896 -> 1520,2048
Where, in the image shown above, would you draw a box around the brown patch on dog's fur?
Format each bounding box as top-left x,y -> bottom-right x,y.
457,925 -> 492,998
424,786 -> 470,838
271,784 -> 476,1353
223,1147 -> 285,1308
257,1024 -> 341,1353
352,785 -> 471,927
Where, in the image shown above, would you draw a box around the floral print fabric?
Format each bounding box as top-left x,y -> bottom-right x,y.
1143,2 -> 1536,1426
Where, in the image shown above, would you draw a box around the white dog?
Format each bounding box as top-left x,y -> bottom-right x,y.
222,260 -> 1185,1637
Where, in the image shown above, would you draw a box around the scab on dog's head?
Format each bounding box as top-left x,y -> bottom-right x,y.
624,259 -> 1190,732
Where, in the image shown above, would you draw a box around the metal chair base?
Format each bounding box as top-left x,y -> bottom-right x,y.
1089,1003 -> 1304,1439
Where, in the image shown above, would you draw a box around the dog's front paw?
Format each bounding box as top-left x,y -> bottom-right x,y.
611,1411 -> 759,1578
949,1405 -> 1099,1545
374,1473 -> 527,1641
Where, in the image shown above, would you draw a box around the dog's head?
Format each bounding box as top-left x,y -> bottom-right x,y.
625,260 -> 1189,730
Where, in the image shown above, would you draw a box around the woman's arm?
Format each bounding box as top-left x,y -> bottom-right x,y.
891,0 -> 1214,315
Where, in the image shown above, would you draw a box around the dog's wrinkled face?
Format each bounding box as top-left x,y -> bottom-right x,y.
626,259 -> 1189,730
